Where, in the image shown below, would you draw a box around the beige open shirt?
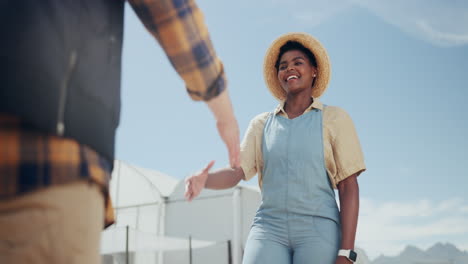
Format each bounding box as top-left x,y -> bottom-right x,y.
240,98 -> 366,189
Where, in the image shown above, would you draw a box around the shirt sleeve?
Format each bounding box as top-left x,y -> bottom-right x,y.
127,0 -> 226,101
240,112 -> 269,181
326,106 -> 366,185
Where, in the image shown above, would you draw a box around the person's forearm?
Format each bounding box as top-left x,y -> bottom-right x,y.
205,166 -> 244,190
129,0 -> 226,101
206,89 -> 236,122
337,174 -> 359,250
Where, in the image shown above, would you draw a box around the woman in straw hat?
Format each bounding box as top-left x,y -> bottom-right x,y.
185,32 -> 366,264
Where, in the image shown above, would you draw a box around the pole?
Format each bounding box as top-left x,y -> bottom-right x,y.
126,225 -> 129,264
158,199 -> 167,264
227,240 -> 232,264
189,235 -> 193,264
232,188 -> 242,264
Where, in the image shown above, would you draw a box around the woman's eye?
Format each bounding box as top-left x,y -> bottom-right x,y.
279,65 -> 287,70
295,61 -> 302,65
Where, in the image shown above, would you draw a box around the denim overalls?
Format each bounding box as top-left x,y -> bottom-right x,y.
243,108 -> 341,264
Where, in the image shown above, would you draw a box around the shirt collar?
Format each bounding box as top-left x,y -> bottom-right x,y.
274,97 -> 323,115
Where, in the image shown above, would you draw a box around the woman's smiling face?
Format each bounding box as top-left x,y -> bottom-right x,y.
277,49 -> 317,96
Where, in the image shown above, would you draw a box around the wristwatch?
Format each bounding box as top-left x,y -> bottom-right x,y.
338,249 -> 357,262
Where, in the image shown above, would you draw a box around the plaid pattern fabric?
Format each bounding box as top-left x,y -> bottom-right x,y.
128,0 -> 227,101
0,115 -> 115,227
1,0 -> 225,228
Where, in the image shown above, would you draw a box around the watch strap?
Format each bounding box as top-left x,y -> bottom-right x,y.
338,249 -> 357,262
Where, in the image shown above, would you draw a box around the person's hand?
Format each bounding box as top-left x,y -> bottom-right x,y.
206,90 -> 240,168
335,256 -> 353,264
184,161 -> 215,202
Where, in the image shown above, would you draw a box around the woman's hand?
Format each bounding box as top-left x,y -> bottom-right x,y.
184,161 -> 215,202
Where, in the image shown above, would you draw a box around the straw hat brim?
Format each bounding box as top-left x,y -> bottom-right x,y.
263,32 -> 331,100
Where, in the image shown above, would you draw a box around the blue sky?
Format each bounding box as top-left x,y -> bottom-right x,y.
115,0 -> 468,259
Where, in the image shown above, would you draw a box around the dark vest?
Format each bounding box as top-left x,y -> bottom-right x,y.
0,0 -> 125,165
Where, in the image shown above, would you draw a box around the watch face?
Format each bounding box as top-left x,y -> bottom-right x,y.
349,250 -> 357,262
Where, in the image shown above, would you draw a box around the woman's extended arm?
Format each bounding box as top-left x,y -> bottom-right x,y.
336,173 -> 359,264
184,161 -> 245,201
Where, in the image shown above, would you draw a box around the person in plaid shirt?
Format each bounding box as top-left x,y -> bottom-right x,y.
0,0 -> 240,263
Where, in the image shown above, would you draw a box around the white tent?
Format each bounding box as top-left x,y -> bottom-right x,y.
163,180 -> 261,264
102,160 -> 261,264
101,227 -> 216,254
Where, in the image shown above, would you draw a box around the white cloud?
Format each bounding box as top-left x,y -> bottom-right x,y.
416,20 -> 468,46
357,198 -> 468,259
352,0 -> 468,47
265,0 -> 468,47
459,243 -> 468,253
461,205 -> 468,214
433,198 -> 468,214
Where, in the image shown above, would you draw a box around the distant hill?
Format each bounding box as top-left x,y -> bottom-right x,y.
371,242 -> 468,264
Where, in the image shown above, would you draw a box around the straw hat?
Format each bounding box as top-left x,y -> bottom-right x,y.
263,32 -> 331,100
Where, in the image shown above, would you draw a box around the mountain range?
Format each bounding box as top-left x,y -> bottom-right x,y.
356,242 -> 468,264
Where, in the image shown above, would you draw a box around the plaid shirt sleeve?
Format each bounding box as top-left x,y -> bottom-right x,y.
127,0 -> 227,101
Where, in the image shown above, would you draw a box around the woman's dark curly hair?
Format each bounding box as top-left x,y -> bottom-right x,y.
275,41 -> 317,71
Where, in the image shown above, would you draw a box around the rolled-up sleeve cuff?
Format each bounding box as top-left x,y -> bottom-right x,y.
241,164 -> 257,181
334,165 -> 366,188
187,67 -> 227,101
